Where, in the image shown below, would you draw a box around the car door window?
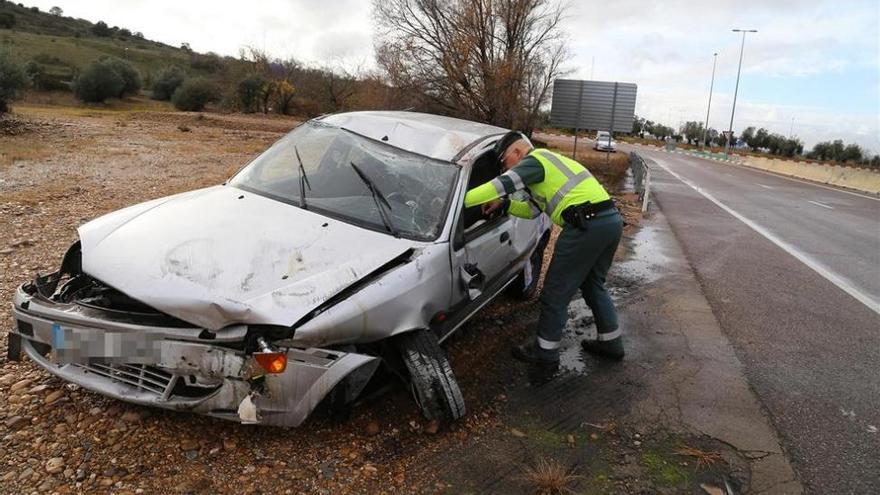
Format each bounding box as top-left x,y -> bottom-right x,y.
461,151 -> 507,241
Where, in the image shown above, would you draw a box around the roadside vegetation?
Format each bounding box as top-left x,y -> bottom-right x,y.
0,50 -> 27,113
622,115 -> 879,168
1,0 -> 568,131
0,0 -> 875,171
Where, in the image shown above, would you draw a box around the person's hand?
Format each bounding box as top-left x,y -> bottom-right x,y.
481,200 -> 503,216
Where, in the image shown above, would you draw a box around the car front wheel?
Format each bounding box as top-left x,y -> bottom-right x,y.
394,329 -> 466,422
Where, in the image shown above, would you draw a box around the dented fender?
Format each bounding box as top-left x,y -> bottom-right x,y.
291,244 -> 453,347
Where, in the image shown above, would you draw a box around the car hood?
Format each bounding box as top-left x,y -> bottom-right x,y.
78,186 -> 415,330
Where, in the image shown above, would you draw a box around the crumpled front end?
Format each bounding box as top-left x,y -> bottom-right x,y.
9,278 -> 379,427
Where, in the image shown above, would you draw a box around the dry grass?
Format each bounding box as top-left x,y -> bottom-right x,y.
0,138 -> 52,169
518,457 -> 583,494
675,445 -> 724,469
1,181 -> 82,205
16,95 -> 175,119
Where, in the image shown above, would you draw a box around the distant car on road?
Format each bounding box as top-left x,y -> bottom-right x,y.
8,111 -> 550,427
594,131 -> 617,152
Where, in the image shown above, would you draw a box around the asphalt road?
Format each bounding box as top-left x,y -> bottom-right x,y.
630,144 -> 880,494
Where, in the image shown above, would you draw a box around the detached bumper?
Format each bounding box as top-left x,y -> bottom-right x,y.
9,285 -> 379,427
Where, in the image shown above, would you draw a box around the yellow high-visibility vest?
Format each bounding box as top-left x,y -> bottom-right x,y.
526,149 -> 611,226
464,148 -> 611,226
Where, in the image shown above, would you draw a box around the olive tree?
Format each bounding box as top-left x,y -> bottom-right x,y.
73,60 -> 125,103
100,57 -> 142,97
0,52 -> 29,114
172,77 -> 219,111
151,65 -> 186,101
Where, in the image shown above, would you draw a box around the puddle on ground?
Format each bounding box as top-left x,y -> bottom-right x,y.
556,220 -> 673,374
615,223 -> 673,285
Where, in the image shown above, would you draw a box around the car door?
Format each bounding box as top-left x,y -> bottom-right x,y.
449,153 -> 519,302
458,215 -> 516,296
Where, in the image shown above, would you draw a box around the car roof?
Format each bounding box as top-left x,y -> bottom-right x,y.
319,111 -> 509,162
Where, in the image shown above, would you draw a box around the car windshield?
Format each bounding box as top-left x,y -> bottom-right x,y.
229,121 -> 459,241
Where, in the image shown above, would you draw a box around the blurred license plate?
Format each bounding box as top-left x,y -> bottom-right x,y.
51,324 -> 161,364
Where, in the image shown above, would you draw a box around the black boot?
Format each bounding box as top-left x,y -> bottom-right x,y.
511,340 -> 559,364
581,336 -> 625,360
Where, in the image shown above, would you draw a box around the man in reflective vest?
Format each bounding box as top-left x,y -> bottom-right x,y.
465,131 -> 624,363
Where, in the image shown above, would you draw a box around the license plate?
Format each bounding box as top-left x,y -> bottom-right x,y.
51,324 -> 161,364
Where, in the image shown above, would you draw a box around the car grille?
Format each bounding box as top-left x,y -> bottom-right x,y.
74,362 -> 176,398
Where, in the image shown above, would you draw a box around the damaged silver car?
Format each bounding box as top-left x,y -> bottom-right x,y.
8,111 -> 550,426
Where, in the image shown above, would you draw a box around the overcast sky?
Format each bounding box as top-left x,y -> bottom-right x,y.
23,0 -> 880,152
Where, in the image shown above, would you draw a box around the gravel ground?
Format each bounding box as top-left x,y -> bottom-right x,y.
0,104 -> 641,494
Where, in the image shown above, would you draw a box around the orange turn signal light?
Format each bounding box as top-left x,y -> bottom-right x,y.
254,352 -> 287,374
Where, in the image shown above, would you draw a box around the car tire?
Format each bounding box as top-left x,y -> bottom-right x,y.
509,232 -> 549,300
394,329 -> 466,422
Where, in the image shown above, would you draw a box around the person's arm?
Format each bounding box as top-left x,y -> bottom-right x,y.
508,196 -> 543,219
464,156 -> 544,208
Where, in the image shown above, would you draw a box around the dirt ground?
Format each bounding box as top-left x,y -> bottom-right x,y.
0,102 -> 681,495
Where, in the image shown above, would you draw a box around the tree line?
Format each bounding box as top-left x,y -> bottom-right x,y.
628,116 -> 877,167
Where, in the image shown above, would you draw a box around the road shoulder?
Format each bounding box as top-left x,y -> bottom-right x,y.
416,209 -> 803,494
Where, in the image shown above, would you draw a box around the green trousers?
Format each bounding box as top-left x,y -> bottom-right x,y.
535,211 -> 623,351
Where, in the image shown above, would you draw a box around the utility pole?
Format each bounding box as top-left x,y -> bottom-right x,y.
702,53 -> 718,150
726,29 -> 757,156
789,116 -> 795,138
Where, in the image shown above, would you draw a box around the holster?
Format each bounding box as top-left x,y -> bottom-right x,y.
561,200 -> 616,230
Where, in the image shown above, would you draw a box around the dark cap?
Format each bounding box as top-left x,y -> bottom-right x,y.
493,131 -> 524,162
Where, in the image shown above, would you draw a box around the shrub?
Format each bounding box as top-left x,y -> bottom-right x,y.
25,61 -> 71,91
91,21 -> 113,37
190,52 -> 224,73
237,74 -> 266,113
99,56 -> 141,97
0,52 -> 28,113
171,77 -> 219,111
0,13 -> 15,29
151,65 -> 185,100
73,60 -> 124,102
23,60 -> 43,83
32,53 -> 68,66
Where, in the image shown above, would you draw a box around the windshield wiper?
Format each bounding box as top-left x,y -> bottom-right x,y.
350,161 -> 399,237
294,145 -> 311,210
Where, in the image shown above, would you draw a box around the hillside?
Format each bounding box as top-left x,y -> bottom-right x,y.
0,1 -> 173,47
0,1 -> 228,88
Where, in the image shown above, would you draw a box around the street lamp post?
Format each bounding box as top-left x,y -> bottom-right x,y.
702,53 -> 718,150
726,29 -> 757,156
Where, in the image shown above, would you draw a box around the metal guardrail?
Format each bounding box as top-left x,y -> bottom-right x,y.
629,152 -> 650,212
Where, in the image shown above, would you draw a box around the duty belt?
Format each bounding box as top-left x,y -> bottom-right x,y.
561,199 -> 616,230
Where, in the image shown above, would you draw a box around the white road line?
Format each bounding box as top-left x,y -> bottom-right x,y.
808,200 -> 834,210
758,183 -> 775,190
655,159 -> 880,316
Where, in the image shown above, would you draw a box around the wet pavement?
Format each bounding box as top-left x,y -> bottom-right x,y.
417,208 -> 802,493
637,145 -> 880,494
